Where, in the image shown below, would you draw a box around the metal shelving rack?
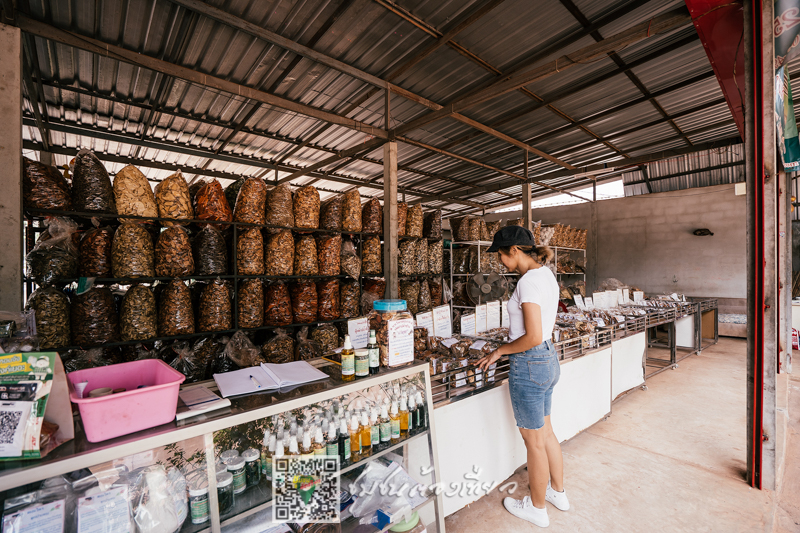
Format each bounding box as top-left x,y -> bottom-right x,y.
448,240 -> 517,309
552,245 -> 586,280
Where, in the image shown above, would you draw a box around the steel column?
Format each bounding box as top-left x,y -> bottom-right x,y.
522,151 -> 532,232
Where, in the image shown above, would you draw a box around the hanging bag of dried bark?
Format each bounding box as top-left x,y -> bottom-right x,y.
237,227 -> 264,275
423,209 -> 442,239
71,149 -> 116,214
486,220 -> 503,240
194,179 -> 233,230
71,287 -> 119,346
198,278 -> 232,332
320,195 -> 343,230
406,204 -> 423,238
293,185 -> 320,229
188,180 -> 206,205
154,170 -> 193,225
290,280 -> 318,324
233,177 -> 267,225
224,330 -> 265,368
193,225 -> 228,276
224,178 -> 246,212
237,279 -> 264,329
415,238 -> 428,274
396,203 -> 408,237
158,280 -> 195,336
26,217 -> 79,286
265,230 -> 294,276
341,189 -> 362,232
340,238 -> 361,278
113,164 -> 158,223
26,287 -> 70,350
262,328 -> 294,364
399,240 -> 417,276
399,281 -> 420,316
428,239 -> 443,274
294,235 -> 319,276
418,280 -> 432,313
311,324 -> 339,353
479,218 -> 490,241
265,281 -> 293,326
340,280 -> 360,319
23,157 -> 71,210
112,223 -> 155,278
79,226 -> 114,278
120,285 -> 157,342
317,233 -> 341,276
429,278 -> 443,306
295,326 -> 322,361
361,198 -> 383,235
317,279 -> 340,320
361,236 -> 382,275
265,183 -> 294,230
155,226 -> 194,277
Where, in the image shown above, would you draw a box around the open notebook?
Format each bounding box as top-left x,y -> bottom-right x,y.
213,361 -> 330,398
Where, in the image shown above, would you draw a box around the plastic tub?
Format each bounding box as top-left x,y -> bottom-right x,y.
68,359 -> 185,442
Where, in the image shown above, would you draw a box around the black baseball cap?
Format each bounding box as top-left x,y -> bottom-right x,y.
486,225 -> 535,252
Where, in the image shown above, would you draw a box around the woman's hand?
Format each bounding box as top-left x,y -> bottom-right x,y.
476,350 -> 502,373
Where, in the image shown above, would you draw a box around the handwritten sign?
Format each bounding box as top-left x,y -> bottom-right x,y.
433,305 -> 452,338
387,318 -> 415,366
416,312 -> 434,337
585,297 -> 594,310
347,317 -> 370,349
486,301 -> 501,330
574,294 -> 586,310
460,314 -> 476,336
623,288 -> 630,304
475,305 -> 487,333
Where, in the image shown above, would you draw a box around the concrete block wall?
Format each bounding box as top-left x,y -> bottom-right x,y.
485,183 -> 746,299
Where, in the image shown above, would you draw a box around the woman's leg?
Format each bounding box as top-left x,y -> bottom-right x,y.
542,416 -> 564,492
519,426 -> 550,509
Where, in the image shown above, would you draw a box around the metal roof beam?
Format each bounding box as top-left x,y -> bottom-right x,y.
622,161 -> 743,186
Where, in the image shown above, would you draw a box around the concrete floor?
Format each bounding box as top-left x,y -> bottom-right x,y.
444,338 -> 800,533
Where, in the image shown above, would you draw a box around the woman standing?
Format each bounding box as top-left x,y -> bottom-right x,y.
476,225 -> 569,528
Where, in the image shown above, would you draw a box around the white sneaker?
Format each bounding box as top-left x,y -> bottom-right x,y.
546,481 -> 570,511
503,495 -> 549,527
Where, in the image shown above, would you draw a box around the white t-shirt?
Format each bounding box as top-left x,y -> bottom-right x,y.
507,266 -> 560,342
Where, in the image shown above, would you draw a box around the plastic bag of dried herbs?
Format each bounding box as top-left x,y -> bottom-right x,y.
120,285 -> 157,342
158,280 -> 195,336
320,195 -> 342,230
79,226 -> 114,278
361,236 -> 382,275
62,347 -> 121,372
237,227 -> 264,275
415,238 -> 428,274
198,279 -> 232,333
423,209 -> 442,239
311,324 -> 338,353
291,280 -> 318,324
361,198 -> 382,234
469,218 -> 482,241
193,225 -> 227,276
163,342 -> 206,383
452,247 -> 470,275
400,281 -> 420,316
23,157 -> 71,210
265,230 -> 294,276
340,238 -> 360,279
396,202 -> 407,238
450,216 -> 472,242
188,180 -> 205,204
233,177 -> 267,225
294,235 -> 318,276
261,328 -> 294,364
265,281 -> 293,326
418,280 -> 432,313
209,346 -> 240,375
398,240 -> 416,276
113,164 -> 158,223
317,234 -> 341,276
428,239 -> 443,274
341,189 -> 362,232
71,149 -> 116,214
71,287 -> 119,346
485,220 -> 503,240
237,279 -> 264,329
26,287 -> 70,350
155,226 -> 194,277
265,183 -> 294,230
112,223 -> 155,278
224,330 -> 264,368
340,280 -> 360,319
506,218 -> 524,227
317,279 -> 340,321
191,336 -> 226,380
478,218 -> 490,241
429,278 -> 443,306
26,218 -> 79,286
154,170 -> 193,226
406,204 -> 423,238
293,185 -> 320,229
224,178 -> 246,211
295,326 -> 322,361
194,179 -> 232,230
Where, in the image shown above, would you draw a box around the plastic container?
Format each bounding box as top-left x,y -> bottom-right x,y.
389,511 -> 424,532
227,456 -> 247,494
67,359 -> 185,442
188,477 -> 210,525
242,448 -> 261,487
369,299 -> 414,368
216,471 -> 234,514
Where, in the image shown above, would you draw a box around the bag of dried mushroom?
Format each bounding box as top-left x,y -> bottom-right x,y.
155,226 -> 194,277
237,279 -> 264,329
26,217 -> 78,286
120,285 -> 157,342
340,238 -> 360,278
233,177 -> 267,225
320,195 -> 342,230
340,280 -> 360,318
317,279 -> 340,321
237,227 -> 264,275
406,204 -> 423,238
266,183 -> 294,230
294,185 -> 320,229
311,324 -> 339,353
113,164 -> 158,223
112,223 -> 155,278
23,157 -> 71,210
400,281 -> 420,316
428,239 -> 443,274
194,179 -> 232,229
396,203 -> 407,238
72,149 -> 116,214
265,281 -> 293,326
361,198 -> 382,234
341,189 -> 362,232
291,280 -> 318,324
158,280 -> 195,336
71,287 -> 119,346
79,226 -> 114,278
415,238 -> 428,274
423,209 -> 442,239
265,230 -> 294,276
193,225 -> 228,276
26,287 -> 70,350
398,240 -> 416,276
154,170 -> 193,225
361,236 -> 382,275
294,235 -> 319,276
198,279 -> 232,333
262,328 -> 294,364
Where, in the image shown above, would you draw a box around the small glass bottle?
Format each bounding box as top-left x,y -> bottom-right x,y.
407,394 -> 416,435
260,430 -> 271,476
349,416 -> 362,462
355,348 -> 369,378
313,427 -> 326,456
415,391 -> 427,430
390,402 -> 401,443
338,418 -> 351,465
379,404 -> 391,445
327,425 -> 339,458
220,449 -> 239,464
272,440 -> 285,487
367,329 -> 380,374
360,411 -> 372,457
341,335 -> 355,382
264,435 -> 276,482
288,436 -> 300,457
300,431 -> 314,459
216,471 -> 234,515
370,409 -> 380,449
399,396 -> 410,437
242,448 -> 261,488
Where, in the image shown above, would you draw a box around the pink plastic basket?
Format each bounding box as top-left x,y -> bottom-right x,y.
68,359 -> 185,443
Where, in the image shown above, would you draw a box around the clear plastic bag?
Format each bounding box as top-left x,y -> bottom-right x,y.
429,278 -> 443,306
415,238 -> 428,274
265,183 -> 294,230
362,236 -> 382,275
423,209 -> 442,239
295,326 -> 322,361
154,170 -> 193,226
112,223 -> 155,278
79,226 -> 114,278
265,281 -> 293,326
294,235 -> 319,276
71,287 -> 119,346
194,178 -> 233,230
120,285 -> 157,342
63,346 -> 121,372
340,238 -> 360,278
127,465 -> 181,533
341,189 -> 362,233
198,279 -> 232,333
72,148 -> 116,214
361,198 -> 383,235
317,279 -> 340,320
158,280 -> 195,336
291,281 -> 318,324
486,220 -> 503,240
311,324 -> 338,353
192,336 -> 227,379
224,330 -> 264,368
265,230 -> 294,276
320,194 -> 343,230
340,280 -> 360,319
399,281 -> 420,316
224,178 -> 246,212
406,204 -> 423,238
238,279 -> 264,329
193,225 -> 228,276
163,341 -> 205,383
428,239 -> 443,274
26,217 -> 78,286
237,228 -> 264,275
26,287 -> 70,350
317,233 -> 341,276
418,280 -> 432,313
294,185 -> 320,229
113,164 -> 158,223
469,218 -> 482,241
398,240 -> 416,276
396,202 -> 407,238
233,178 -> 267,225
452,247 -> 470,275
450,216 -> 472,242
155,226 -> 194,277
361,278 -> 385,315
261,329 -> 294,364
22,156 -> 71,210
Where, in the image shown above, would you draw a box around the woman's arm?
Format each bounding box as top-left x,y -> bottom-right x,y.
476,302 -> 544,371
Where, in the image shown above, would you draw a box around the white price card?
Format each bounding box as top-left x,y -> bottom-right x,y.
3,499 -> 65,533
78,486 -> 131,533
585,297 -> 594,310
441,337 -> 459,348
594,318 -> 606,327
617,289 -> 625,306
460,313 -> 477,336
347,317 -> 370,349
387,318 -> 415,366
470,340 -> 487,350
633,291 -> 644,302
623,288 -> 630,303
486,301 -> 501,330
615,315 -> 626,324
475,305 -> 488,334
574,294 -> 586,310
605,291 -> 617,308
432,304 -> 452,339
416,311 -> 434,337
501,300 -> 510,327
593,292 -> 604,309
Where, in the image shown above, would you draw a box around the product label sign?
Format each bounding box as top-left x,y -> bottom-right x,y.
416,312 -> 434,337
347,317 -> 369,349
501,300 -> 510,327
432,305 -> 452,339
574,294 -> 586,310
617,289 -> 625,305
2,499 -> 65,533
470,340 -> 487,350
441,338 -> 459,348
486,301 -> 500,330
475,305 -> 487,334
387,318 -> 415,366
594,318 -> 606,328
623,288 -> 630,304
585,297 -> 594,310
77,486 -> 132,533
460,314 -> 476,336
633,291 -> 644,302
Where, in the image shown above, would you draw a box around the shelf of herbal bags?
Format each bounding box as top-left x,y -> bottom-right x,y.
24,274 -> 359,286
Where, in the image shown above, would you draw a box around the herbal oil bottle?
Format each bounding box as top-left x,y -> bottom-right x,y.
368,329 -> 380,375
380,405 -> 391,446
327,425 -> 339,458
264,435 -> 276,482
313,427 -> 326,456
288,437 -> 300,457
415,391 -> 427,430
360,411 -> 372,458
407,394 -> 416,435
370,409 -> 380,449
390,402 -> 401,443
338,418 -> 350,465
399,396 -> 409,438
341,335 -> 355,382
261,429 -> 271,476
349,417 -> 362,462
355,348 -> 369,378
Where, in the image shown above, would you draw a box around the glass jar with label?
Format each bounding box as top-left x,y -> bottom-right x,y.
354,348 -> 369,377
216,471 -> 234,515
242,448 -> 261,487
188,477 -> 209,524
226,456 -> 247,494
369,299 -> 414,368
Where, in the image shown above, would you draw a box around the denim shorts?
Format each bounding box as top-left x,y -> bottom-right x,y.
508,340 -> 560,430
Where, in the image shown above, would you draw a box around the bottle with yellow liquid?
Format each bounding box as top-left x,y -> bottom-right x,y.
341,335 -> 355,382
359,411 -> 372,458
313,427 -> 326,456
288,436 -> 300,457
399,396 -> 409,438
349,416 -> 362,462
390,402 -> 401,443
264,434 -> 276,482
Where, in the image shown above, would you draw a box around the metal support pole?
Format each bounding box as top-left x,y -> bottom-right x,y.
522,151 -> 532,232
590,179 -> 598,294
0,23 -> 23,313
781,170 -> 793,373
383,142 -> 399,299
